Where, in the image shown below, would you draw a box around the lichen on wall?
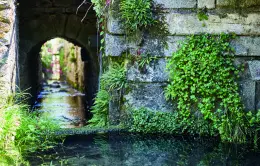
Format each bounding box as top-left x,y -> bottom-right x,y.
0,0 -> 18,93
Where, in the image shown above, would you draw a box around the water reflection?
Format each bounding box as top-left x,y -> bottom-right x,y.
28,133 -> 260,166
33,80 -> 87,128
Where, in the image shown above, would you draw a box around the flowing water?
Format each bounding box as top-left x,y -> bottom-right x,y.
27,133 -> 260,166
33,80 -> 87,128
31,81 -> 260,166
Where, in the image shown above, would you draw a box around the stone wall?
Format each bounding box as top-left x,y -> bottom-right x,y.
63,41 -> 86,92
105,0 -> 260,113
0,0 -> 18,93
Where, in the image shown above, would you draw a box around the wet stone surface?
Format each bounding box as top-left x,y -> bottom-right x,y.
33,80 -> 87,128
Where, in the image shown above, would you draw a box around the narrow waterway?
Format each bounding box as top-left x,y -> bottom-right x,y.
27,133 -> 260,166
31,81 -> 260,166
33,80 -> 87,128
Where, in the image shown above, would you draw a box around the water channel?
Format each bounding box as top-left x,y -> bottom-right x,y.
30,80 -> 260,165
27,133 -> 260,165
33,80 -> 87,128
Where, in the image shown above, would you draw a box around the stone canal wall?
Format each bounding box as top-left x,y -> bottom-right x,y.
0,0 -> 18,93
0,0 -> 260,115
105,0 -> 260,113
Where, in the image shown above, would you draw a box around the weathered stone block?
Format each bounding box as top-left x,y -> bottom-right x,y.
248,61 -> 260,81
231,37 -> 260,56
65,15 -> 82,39
109,90 -> 121,125
127,58 -> 168,82
255,82 -> 260,110
234,58 -> 251,80
105,34 -> 127,56
166,13 -> 260,35
124,83 -> 173,112
129,37 -> 165,56
153,0 -> 196,9
164,36 -> 186,56
107,16 -> 124,34
217,0 -> 260,8
239,80 -> 255,111
198,0 -> 216,9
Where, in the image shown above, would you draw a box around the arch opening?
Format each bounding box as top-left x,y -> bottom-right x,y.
18,0 -> 100,127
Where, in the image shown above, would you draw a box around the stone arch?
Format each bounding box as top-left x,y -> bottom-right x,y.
18,0 -> 99,110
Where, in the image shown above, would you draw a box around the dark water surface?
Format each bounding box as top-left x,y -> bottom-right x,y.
27,133 -> 260,166
34,80 -> 87,128
31,81 -> 260,166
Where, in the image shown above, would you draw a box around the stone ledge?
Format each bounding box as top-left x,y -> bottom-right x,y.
107,12 -> 260,36
105,35 -> 260,57
153,0 -> 197,9
127,58 -> 168,82
217,0 -> 260,8
166,13 -> 260,35
198,0 -> 216,9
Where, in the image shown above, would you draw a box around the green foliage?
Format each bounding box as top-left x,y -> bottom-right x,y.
88,90 -> 110,127
89,62 -> 127,127
135,53 -> 157,69
119,0 -> 154,36
0,89 -> 62,165
165,33 -> 248,143
69,46 -> 77,63
16,112 -> 61,155
91,0 -> 105,18
197,9 -> 208,21
59,47 -> 66,72
41,42 -> 53,69
130,107 -> 179,134
101,62 -> 127,91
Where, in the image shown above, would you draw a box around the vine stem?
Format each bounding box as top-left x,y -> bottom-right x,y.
81,3 -> 94,22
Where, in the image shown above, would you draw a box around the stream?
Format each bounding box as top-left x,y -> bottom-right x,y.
33,80 -> 87,128
27,133 -> 260,166
30,80 -> 260,166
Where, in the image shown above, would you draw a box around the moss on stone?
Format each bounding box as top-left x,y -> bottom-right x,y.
218,0 -> 260,8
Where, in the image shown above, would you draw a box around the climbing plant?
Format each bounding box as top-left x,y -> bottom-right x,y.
165,33 -> 248,143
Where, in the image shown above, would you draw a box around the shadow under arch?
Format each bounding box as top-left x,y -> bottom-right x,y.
18,0 -> 100,120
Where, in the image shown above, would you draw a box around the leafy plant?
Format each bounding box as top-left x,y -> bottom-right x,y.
119,0 -> 154,36
197,8 -> 208,21
69,46 -> 77,63
165,33 -> 248,143
129,107 -> 179,134
0,87 -> 62,165
88,90 -> 110,127
89,62 -> 127,127
101,62 -> 127,91
136,53 -> 157,68
59,47 -> 66,73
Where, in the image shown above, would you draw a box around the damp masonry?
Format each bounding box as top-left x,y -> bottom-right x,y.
1,0 -> 260,122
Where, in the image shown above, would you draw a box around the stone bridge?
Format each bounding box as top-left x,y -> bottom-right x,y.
18,0 -> 99,106
1,0 -> 260,121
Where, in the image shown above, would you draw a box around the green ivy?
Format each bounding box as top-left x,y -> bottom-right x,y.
129,107 -> 179,134
165,33 -> 248,143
